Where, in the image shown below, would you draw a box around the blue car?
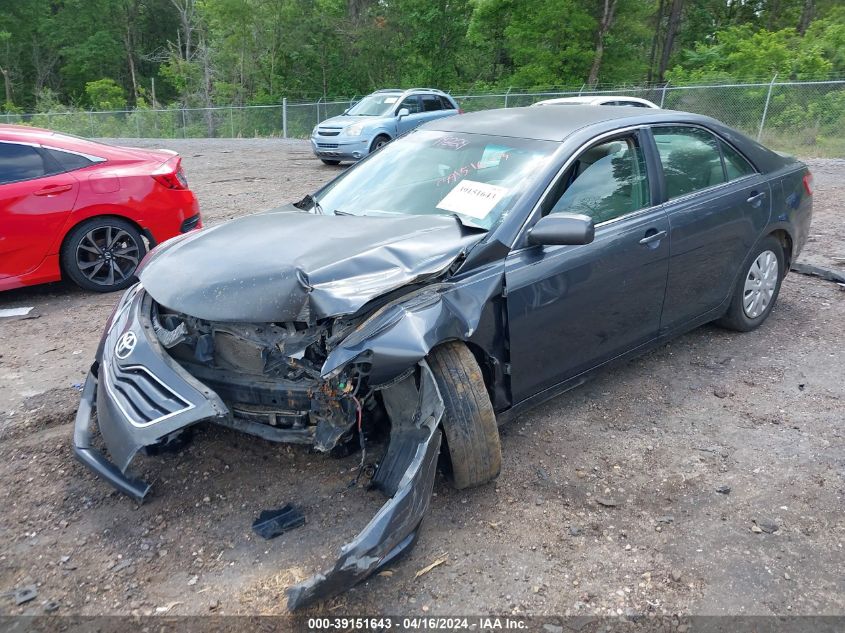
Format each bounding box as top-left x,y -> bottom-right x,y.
310,88 -> 460,164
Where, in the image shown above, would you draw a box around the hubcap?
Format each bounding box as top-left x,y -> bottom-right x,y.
742,250 -> 778,319
76,226 -> 140,287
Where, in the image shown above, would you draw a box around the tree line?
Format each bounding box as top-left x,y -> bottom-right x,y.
0,0 -> 843,113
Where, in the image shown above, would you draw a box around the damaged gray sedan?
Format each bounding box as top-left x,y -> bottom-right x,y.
74,106 -> 812,608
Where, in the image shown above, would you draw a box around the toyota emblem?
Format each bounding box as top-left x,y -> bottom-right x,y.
115,331 -> 137,359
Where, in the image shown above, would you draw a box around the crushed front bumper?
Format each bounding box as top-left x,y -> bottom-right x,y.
72,285 -> 228,502
72,284 -> 447,609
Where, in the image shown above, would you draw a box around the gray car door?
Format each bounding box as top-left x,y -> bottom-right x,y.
505,131 -> 670,403
651,125 -> 772,332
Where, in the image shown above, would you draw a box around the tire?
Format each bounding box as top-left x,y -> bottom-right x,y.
716,235 -> 784,332
428,341 -> 502,489
61,217 -> 147,293
369,135 -> 390,154
321,159 -> 341,166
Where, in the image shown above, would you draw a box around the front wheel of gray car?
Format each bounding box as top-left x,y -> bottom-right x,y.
716,235 -> 784,332
320,159 -> 341,166
428,341 -> 502,490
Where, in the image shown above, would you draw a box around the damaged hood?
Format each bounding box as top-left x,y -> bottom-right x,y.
138,206 -> 484,323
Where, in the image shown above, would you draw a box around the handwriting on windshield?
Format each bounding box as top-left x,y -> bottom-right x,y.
432,136 -> 469,150
436,153 -> 511,187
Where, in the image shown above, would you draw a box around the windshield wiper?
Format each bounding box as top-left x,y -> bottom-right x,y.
333,209 -> 355,216
294,194 -> 325,215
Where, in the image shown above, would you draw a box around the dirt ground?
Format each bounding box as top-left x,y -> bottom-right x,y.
0,140 -> 842,619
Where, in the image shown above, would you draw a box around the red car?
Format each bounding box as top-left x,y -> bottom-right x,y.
0,125 -> 201,293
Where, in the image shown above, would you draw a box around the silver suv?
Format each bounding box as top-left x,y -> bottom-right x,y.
310,88 -> 460,165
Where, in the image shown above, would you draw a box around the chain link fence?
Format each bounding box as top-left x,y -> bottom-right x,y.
4,79 -> 844,156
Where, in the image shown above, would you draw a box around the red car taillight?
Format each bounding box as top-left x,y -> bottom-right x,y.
152,157 -> 188,190
802,172 -> 813,196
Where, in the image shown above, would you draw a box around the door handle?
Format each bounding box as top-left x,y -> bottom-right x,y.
639,229 -> 667,245
746,191 -> 766,205
34,184 -> 73,196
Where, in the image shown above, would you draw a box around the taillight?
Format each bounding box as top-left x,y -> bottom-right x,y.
152,157 -> 188,190
802,172 -> 813,196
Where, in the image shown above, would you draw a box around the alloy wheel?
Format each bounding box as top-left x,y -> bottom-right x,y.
75,226 -> 141,287
742,249 -> 779,319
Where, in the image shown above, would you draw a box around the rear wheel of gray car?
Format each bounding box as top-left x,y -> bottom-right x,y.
716,235 -> 784,332
61,217 -> 147,293
321,159 -> 341,166
369,135 -> 390,153
428,341 -> 502,490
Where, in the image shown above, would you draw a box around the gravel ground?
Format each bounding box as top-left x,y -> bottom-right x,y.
0,140 -> 842,619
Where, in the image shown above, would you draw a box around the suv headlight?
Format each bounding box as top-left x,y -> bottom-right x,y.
345,123 -> 364,136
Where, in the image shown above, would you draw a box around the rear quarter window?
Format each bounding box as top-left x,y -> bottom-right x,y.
439,96 -> 456,110
44,148 -> 95,173
721,141 -> 756,180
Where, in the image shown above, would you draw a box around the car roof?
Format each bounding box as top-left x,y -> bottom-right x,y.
424,105 -> 790,173
0,124 -> 59,141
424,105 -> 713,141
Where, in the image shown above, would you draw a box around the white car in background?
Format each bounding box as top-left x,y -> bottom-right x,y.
532,95 -> 659,108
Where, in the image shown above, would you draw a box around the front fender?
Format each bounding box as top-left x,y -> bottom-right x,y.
321,274 -> 500,386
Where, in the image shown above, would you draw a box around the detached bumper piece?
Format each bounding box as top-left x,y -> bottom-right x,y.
286,361 -> 445,610
73,366 -> 151,502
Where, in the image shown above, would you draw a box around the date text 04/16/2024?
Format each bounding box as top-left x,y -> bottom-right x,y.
306,617 -> 527,630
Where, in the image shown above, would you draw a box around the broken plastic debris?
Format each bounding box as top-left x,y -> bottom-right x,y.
0,307 -> 34,318
14,585 -> 38,605
252,503 -> 305,539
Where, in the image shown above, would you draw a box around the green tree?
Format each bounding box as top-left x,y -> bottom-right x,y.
85,78 -> 128,109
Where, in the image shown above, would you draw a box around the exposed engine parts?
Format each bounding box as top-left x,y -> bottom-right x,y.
153,302 -> 364,453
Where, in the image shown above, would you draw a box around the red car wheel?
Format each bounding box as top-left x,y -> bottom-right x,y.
61,217 -> 147,292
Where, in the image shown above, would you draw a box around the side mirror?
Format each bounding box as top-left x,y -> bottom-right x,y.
527,213 -> 595,246
397,107 -> 410,118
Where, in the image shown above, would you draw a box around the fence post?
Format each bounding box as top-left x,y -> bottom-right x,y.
578,84 -> 585,96
89,111 -> 95,137
504,86 -> 512,108
181,108 -> 187,139
230,107 -> 235,138
660,82 -> 670,108
136,111 -> 141,138
316,97 -> 322,125
282,98 -> 288,138
757,73 -> 778,142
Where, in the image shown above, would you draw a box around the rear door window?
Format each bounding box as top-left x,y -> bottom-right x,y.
652,126 -> 727,199
0,142 -> 47,184
421,95 -> 442,112
439,96 -> 456,110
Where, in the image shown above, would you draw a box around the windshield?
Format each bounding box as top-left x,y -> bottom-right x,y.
346,94 -> 401,116
316,130 -> 558,229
